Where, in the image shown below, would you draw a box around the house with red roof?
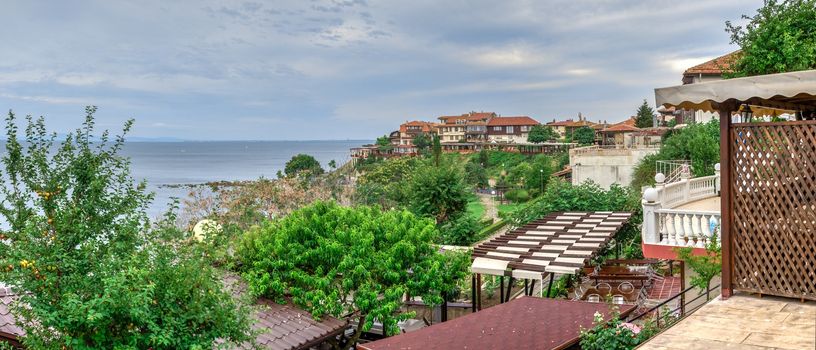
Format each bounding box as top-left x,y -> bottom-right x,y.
545,118 -> 574,138
437,111 -> 495,143
486,116 -> 540,143
681,50 -> 739,85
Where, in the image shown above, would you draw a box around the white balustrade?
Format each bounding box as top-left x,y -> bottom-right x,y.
656,210 -> 721,248
641,166 -> 721,249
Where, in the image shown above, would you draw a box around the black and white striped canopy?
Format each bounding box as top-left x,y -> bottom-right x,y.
472,212 -> 632,280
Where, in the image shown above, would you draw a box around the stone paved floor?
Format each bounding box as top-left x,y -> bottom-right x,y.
638,293 -> 815,350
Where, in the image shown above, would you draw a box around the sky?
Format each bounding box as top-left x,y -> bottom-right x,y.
0,0 -> 762,141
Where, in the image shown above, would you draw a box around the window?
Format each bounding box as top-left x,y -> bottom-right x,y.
493,126 -> 502,131
520,126 -> 529,132
507,126 -> 514,133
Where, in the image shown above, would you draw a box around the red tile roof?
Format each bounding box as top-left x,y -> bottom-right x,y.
547,119 -> 574,126
602,124 -> 641,133
400,121 -> 435,133
359,297 -> 635,350
226,274 -> 349,350
487,116 -> 539,126
684,50 -> 740,75
0,287 -> 23,344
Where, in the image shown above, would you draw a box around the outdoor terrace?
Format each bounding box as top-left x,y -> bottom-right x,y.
639,293 -> 815,350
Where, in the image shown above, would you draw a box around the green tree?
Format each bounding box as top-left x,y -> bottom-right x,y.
464,161 -> 489,188
238,201 -> 470,350
328,159 -> 337,169
572,126 -> 596,145
408,164 -> 469,224
676,235 -> 722,295
355,157 -> 419,208
0,108 -> 251,349
284,153 -> 324,177
375,135 -> 394,153
527,125 -> 558,143
631,120 -> 720,189
634,100 -> 655,128
412,132 -> 432,155
507,162 -> 533,187
726,0 -> 816,77
524,154 -> 554,193
432,134 -> 442,166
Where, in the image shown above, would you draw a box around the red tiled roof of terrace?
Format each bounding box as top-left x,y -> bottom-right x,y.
684,50 -> 740,75
487,116 -> 539,126
359,297 -> 635,350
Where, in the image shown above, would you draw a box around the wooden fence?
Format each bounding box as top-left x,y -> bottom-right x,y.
729,121 -> 816,300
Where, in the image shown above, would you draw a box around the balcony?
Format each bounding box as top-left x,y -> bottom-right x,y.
641,165 -> 721,259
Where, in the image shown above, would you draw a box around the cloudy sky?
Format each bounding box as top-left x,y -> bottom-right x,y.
0,0 -> 760,140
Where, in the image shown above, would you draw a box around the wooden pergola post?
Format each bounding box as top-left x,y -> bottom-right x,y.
718,102 -> 735,299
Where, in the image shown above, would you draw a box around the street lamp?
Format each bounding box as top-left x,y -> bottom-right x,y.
540,169 -> 544,193
740,104 -> 753,123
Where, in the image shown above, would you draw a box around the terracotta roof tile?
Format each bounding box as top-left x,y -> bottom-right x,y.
602,124 -> 641,133
0,287 -> 24,342
225,274 -> 348,350
683,50 -> 740,75
487,116 -> 539,126
359,297 -> 635,350
547,119 -> 574,126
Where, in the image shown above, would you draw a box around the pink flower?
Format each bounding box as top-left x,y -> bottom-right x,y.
619,322 -> 641,335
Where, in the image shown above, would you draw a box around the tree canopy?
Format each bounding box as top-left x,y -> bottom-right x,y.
572,126 -> 596,145
238,201 -> 470,350
726,0 -> 816,77
0,108 -> 251,349
408,164 -> 470,224
284,153 -> 324,177
527,125 -> 559,143
375,135 -> 394,153
634,100 -> 655,128
412,132 -> 432,155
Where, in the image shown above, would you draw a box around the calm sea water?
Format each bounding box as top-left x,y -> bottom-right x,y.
0,140 -> 368,219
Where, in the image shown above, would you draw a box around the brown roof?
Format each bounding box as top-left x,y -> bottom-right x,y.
359,297 -> 635,350
683,50 -> 740,75
487,116 -> 539,126
547,119 -> 574,126
223,274 -> 348,350
438,112 -> 495,124
602,124 -> 641,133
399,121 -> 434,133
0,287 -> 23,343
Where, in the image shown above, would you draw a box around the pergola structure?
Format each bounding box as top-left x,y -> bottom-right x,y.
655,69 -> 816,301
470,211 -> 632,308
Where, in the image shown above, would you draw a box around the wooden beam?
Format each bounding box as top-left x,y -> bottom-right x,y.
719,102 -> 735,299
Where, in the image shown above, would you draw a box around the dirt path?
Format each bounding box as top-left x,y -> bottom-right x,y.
478,193 -> 499,221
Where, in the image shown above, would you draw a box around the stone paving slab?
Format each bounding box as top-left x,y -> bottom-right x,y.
638,293 -> 815,350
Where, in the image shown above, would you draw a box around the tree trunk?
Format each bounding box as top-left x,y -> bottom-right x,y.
337,315 -> 366,350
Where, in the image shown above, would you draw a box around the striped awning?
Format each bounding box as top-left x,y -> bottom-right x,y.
471,212 -> 632,279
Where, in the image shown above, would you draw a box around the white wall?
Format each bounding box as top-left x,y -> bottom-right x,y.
570,147 -> 659,189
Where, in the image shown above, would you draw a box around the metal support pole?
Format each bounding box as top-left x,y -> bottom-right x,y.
529,280 -> 536,296
524,280 -> 529,296
504,277 -> 514,302
471,274 -> 477,312
680,260 -> 686,316
441,292 -> 448,322
499,276 -> 505,303
476,274 -> 482,311
546,273 -> 555,298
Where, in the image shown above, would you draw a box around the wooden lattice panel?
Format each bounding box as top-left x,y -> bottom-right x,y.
730,121 -> 816,300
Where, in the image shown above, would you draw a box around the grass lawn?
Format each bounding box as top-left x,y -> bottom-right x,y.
466,196 -> 486,221
497,202 -> 525,217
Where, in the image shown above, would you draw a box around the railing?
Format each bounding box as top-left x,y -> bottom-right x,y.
641,166 -> 721,248
656,209 -> 721,247
570,144 -> 660,156
656,160 -> 690,184
628,283 -> 721,329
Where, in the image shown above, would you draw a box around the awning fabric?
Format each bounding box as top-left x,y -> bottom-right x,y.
655,69 -> 816,112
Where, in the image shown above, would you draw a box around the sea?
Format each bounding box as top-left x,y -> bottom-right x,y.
0,140 -> 369,220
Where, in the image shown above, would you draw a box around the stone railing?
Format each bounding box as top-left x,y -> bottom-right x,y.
642,164 -> 721,248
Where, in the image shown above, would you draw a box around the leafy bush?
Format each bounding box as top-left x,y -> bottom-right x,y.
572,126 -> 596,145
676,234 -> 722,293
580,309 -> 657,350
464,161 -> 489,188
0,108 -> 251,349
284,153 -> 324,177
505,189 -> 530,203
438,214 -> 483,246
527,125 -> 559,143
355,157 -> 420,208
238,201 -> 470,349
408,164 -> 469,224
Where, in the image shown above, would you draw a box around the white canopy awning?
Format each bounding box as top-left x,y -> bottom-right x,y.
655,69 -> 816,113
